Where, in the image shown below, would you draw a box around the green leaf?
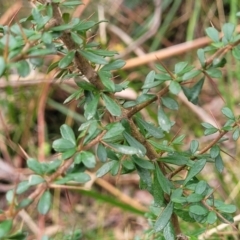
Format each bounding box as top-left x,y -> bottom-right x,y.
182,78 -> 204,105
123,132 -> 146,156
84,94 -> 100,120
16,60 -> 30,77
89,49 -> 118,57
135,165 -> 152,191
0,57 -> 6,76
141,81 -> 163,89
61,148 -> 76,160
32,7 -> 44,29
197,49 -> 205,67
163,222 -> 175,240
135,94 -> 155,104
154,202 -> 173,232
210,145 -> 220,159
169,81 -> 181,95
60,124 -> 76,145
136,117 -> 164,139
195,180 -> 207,194
161,97 -> 178,110
42,32 -> 52,45
30,57 -> 44,67
69,172 -> 91,183
213,57 -> 227,67
122,159 -> 135,170
47,61 -> 59,73
205,27 -> 219,42
101,59 -> 125,71
55,173 -> 89,185
190,140 -> 199,154
202,123 -> 218,134
172,134 -> 185,145
103,122 -> 125,142
148,140 -> 174,152
102,94 -> 121,116
183,159 -> 207,185
64,89 -> 82,104
6,190 -> 14,203
175,209 -> 195,222
155,163 -> 171,194
171,188 -> 183,199
28,175 -> 45,186
158,108 -> 172,133
201,122 -> 216,129
232,46 -> 240,60
28,48 -> 56,56
73,152 -> 82,164
205,68 -> 222,78
189,205 -> 208,215
73,21 -> 96,31
71,32 -> 83,45
159,153 -> 188,166
204,128 -> 219,135
233,128 -> 240,141
37,191 -> 52,215
0,220 -> 12,238
44,160 -> 62,174
96,161 -> 116,177
79,151 -> 96,168
27,158 -> 43,175
97,143 -> 107,162
75,79 -> 97,91
152,170 -> 164,207
110,161 -> 120,175
62,1 -> 83,6
187,193 -> 204,203
222,23 -> 235,42
207,211 -> 217,224
51,20 -> 78,31
221,107 -> 235,119
182,70 -> 201,81
215,154 -> 224,173
174,61 -> 188,75
62,12 -> 70,23
132,156 -> 154,170
142,70 -> 155,94
216,204 -> 237,213
18,198 -> 33,209
52,138 -> 76,152
107,143 -> 141,155
155,73 -> 172,81
98,70 -> 115,92
155,64 -> 167,73
16,181 -> 30,194
78,50 -> 107,65
7,231 -> 28,239
58,51 -> 75,69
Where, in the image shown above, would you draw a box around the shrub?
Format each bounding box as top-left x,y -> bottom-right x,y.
0,1 -> 239,239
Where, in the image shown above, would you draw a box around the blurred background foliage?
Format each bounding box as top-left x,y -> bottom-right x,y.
0,0 -> 240,239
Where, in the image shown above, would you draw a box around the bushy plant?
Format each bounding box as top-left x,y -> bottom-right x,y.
0,1 -> 239,239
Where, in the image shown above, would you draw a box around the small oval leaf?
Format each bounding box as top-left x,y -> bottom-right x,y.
154,202 -> 174,232
102,94 -> 121,116
96,161 -> 116,177
58,51 -> 75,69
37,190 -> 52,215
